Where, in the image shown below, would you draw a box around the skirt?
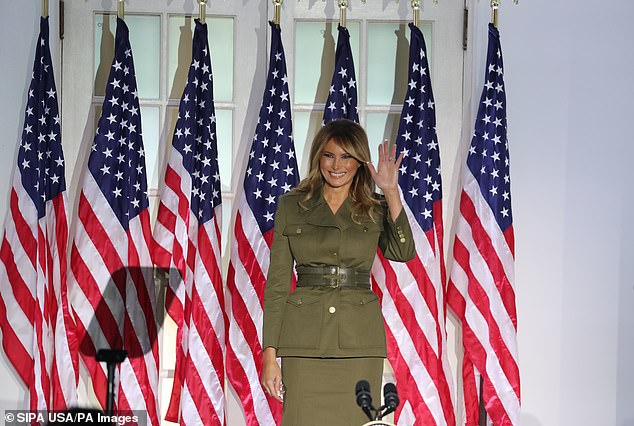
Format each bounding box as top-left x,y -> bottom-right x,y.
281,357 -> 384,426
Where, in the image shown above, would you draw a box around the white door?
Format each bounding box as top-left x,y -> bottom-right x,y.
61,0 -> 465,424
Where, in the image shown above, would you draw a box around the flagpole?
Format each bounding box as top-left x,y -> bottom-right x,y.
411,0 -> 420,28
117,0 -> 124,19
42,0 -> 48,18
491,0 -> 500,27
339,0 -> 348,28
199,0 -> 207,24
273,0 -> 282,26
491,0 -> 519,27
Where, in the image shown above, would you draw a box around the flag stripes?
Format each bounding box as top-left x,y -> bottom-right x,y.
226,21 -> 297,426
226,198 -> 280,426
153,18 -> 226,425
69,17 -> 160,425
447,23 -> 519,426
70,178 -> 160,421
0,16 -> 78,412
373,23 -> 455,426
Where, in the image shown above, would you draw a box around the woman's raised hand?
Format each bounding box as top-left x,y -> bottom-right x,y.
367,140 -> 403,194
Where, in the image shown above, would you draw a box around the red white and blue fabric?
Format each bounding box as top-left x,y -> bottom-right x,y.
447,23 -> 520,426
68,18 -> 160,426
153,19 -> 226,425
323,25 -> 358,124
226,22 -> 299,426
0,16 -> 78,412
371,23 -> 455,425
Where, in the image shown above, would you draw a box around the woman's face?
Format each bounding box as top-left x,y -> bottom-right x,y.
319,138 -> 361,192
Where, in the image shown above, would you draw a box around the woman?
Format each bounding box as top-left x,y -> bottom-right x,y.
261,119 -> 415,425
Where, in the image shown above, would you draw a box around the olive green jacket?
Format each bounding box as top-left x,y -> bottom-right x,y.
262,190 -> 415,358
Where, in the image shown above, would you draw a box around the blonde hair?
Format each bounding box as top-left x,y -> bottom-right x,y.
295,119 -> 381,223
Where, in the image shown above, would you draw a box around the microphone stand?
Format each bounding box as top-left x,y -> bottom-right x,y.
96,349 -> 128,416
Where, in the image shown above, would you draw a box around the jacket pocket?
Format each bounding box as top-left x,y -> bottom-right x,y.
278,293 -> 322,349
338,291 -> 386,349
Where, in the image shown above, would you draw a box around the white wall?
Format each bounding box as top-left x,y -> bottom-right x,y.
472,0 -> 634,424
1,0 -> 633,424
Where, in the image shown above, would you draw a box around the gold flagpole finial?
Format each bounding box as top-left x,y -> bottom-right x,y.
199,0 -> 207,23
273,0 -> 283,25
338,0 -> 348,28
42,0 -> 49,18
490,0 -> 518,27
411,0 -> 421,28
117,0 -> 124,19
491,0 -> 500,27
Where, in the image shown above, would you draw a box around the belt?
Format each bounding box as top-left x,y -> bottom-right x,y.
295,265 -> 371,289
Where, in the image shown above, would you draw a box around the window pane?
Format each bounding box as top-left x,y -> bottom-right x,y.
168,16 -> 234,102
294,21 -> 360,105
216,109 -> 233,192
220,199 -> 232,259
165,107 -> 233,193
365,112 -> 401,159
94,14 -> 161,99
141,106 -> 161,191
292,111 -> 324,177
367,22 -> 433,106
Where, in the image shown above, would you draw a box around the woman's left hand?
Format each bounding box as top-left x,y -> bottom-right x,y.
367,140 -> 404,193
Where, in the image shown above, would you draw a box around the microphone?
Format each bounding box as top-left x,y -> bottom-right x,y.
381,383 -> 399,417
355,380 -> 374,420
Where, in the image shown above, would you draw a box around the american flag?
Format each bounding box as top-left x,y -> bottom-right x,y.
153,19 -> 226,425
226,22 -> 298,426
68,18 -> 160,425
323,25 -> 358,124
371,23 -> 455,425
0,16 -> 78,412
447,23 -> 520,426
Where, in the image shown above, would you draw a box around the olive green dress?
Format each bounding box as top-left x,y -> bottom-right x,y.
263,190 -> 415,425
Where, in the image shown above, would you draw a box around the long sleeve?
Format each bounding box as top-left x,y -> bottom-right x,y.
378,207 -> 416,262
262,196 -> 294,349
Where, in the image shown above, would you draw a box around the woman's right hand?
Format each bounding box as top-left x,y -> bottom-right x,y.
261,347 -> 284,402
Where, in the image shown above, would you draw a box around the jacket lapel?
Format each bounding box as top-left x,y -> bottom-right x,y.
298,190 -> 351,230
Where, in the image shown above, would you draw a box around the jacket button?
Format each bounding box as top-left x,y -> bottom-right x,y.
400,237 -> 406,243
332,252 -> 338,257
328,306 -> 336,314
296,228 -> 302,234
